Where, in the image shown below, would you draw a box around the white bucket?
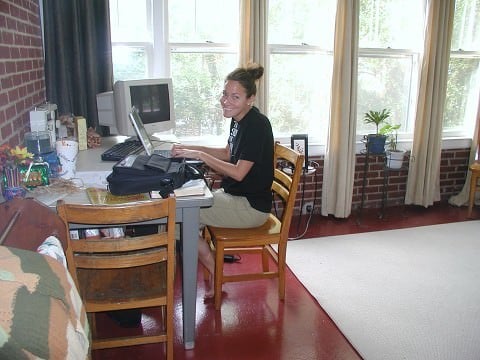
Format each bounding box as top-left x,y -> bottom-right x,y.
386,150 -> 405,169
56,139 -> 79,179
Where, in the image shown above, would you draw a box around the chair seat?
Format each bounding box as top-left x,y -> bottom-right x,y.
208,214 -> 281,243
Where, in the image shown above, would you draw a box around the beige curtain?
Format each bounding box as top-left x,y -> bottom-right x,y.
321,0 -> 359,218
239,0 -> 267,112
449,96 -> 480,206
405,0 -> 455,207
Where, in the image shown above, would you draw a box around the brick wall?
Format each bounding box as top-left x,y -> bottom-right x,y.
296,148 -> 469,215
206,147 -> 470,216
0,0 -> 44,147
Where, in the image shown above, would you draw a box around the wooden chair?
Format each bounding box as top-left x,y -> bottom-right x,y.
468,162 -> 480,218
206,142 -> 304,310
56,198 -> 176,358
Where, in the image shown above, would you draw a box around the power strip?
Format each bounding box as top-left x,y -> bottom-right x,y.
282,166 -> 316,175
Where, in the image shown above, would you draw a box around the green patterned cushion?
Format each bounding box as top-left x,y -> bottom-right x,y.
0,246 -> 90,359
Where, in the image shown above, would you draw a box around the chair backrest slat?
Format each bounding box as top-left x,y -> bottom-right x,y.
70,233 -> 168,253
74,247 -> 168,269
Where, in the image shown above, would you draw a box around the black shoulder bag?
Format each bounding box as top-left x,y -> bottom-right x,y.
107,154 -> 187,197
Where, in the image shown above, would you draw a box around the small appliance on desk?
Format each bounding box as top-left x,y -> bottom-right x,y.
30,103 -> 58,148
23,131 -> 58,186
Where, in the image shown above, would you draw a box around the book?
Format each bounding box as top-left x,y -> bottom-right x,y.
86,187 -> 150,205
173,179 -> 206,197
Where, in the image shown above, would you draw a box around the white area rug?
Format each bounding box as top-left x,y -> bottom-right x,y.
286,221 -> 480,360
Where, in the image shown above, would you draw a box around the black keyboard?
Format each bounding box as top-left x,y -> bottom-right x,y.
101,140 -> 144,161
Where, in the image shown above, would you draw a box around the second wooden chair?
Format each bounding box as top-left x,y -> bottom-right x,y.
57,198 -> 176,359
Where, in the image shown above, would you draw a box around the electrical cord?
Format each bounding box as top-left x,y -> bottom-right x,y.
288,160 -> 320,240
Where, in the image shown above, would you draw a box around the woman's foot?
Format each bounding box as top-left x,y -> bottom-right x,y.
204,274 -> 214,299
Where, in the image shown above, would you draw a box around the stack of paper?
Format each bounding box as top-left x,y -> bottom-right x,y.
173,179 -> 206,197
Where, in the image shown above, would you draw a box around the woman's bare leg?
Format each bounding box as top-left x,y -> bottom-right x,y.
198,236 -> 215,298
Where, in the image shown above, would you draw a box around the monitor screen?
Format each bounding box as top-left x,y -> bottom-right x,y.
112,78 -> 175,137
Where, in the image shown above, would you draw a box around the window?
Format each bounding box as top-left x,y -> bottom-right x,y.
168,0 -> 239,139
267,0 -> 336,143
109,0 -> 239,141
109,0 -> 152,80
444,0 -> 480,136
357,0 -> 425,137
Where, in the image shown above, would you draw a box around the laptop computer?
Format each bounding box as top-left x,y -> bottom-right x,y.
128,107 -> 172,158
128,106 -> 204,167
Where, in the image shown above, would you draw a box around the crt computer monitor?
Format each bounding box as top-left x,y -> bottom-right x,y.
97,78 -> 175,137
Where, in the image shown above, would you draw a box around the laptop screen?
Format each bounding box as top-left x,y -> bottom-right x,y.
128,107 -> 155,156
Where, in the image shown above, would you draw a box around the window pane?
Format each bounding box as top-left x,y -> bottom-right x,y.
357,56 -> 415,134
444,57 -> 480,131
110,0 -> 150,42
444,0 -> 480,134
170,52 -> 237,138
451,0 -> 480,50
112,46 -> 148,81
268,0 -> 336,47
269,53 -> 332,140
359,0 -> 424,49
169,0 -> 239,43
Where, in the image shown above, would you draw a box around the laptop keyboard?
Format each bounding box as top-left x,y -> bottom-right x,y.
101,140 -> 144,161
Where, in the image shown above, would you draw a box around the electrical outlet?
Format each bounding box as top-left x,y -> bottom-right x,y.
302,201 -> 314,214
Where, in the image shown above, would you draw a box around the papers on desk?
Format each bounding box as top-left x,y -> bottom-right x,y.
173,179 -> 206,197
27,178 -> 85,206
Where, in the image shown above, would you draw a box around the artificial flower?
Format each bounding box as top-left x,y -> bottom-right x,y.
0,144 -> 34,172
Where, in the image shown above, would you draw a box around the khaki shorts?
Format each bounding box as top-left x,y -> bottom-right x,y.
200,189 -> 269,228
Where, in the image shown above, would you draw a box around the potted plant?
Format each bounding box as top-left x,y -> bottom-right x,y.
379,123 -> 405,169
363,109 -> 391,154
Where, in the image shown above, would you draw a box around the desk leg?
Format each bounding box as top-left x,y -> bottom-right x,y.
181,207 -> 199,350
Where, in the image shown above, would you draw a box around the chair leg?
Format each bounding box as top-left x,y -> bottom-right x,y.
278,261 -> 286,300
468,172 -> 478,218
277,244 -> 287,300
166,305 -> 173,359
214,242 -> 224,310
261,247 -> 269,272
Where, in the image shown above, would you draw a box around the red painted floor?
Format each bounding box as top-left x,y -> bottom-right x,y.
92,201 -> 478,360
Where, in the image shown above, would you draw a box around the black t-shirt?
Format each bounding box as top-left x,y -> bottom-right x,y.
221,106 -> 274,213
